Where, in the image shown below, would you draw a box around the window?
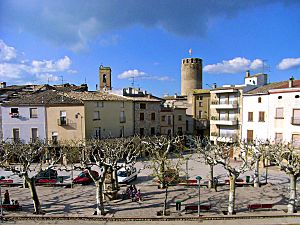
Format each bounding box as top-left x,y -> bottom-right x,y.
120,111 -> 126,123
120,126 -> 124,137
94,127 -> 101,139
186,120 -> 189,131
93,111 -> 100,120
178,127 -> 183,135
140,103 -> 146,109
30,108 -> 38,118
278,96 -> 282,99
275,133 -> 283,143
52,132 -> 58,145
292,109 -> 300,125
275,108 -> 284,119
151,127 -> 155,135
10,108 -> 19,118
31,128 -> 38,142
296,95 -> 300,99
12,128 -> 20,143
248,112 -> 253,122
199,96 -> 203,100
292,134 -> 300,148
151,113 -> 156,120
178,115 -> 182,121
258,97 -> 262,103
247,130 -> 253,142
198,110 -> 202,118
167,115 -> 172,125
59,111 -> 67,125
96,101 -> 104,108
162,116 -> 166,122
121,101 -> 125,108
140,113 -> 144,121
199,102 -> 203,107
259,111 -> 265,122
140,128 -> 144,136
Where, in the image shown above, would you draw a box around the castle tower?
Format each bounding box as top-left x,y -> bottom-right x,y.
181,58 -> 202,96
99,65 -> 112,91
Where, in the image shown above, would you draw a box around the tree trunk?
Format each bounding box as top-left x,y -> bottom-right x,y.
228,173 -> 236,215
24,175 -> 43,214
96,181 -> 105,215
112,169 -> 119,191
288,174 -> 297,213
208,164 -> 214,189
254,160 -> 260,188
160,161 -> 165,189
163,186 -> 168,216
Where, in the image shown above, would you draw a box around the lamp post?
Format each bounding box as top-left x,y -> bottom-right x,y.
196,175 -> 202,217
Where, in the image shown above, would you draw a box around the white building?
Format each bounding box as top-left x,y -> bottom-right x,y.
242,79 -> 300,148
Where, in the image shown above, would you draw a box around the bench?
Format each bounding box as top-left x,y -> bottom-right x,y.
185,204 -> 211,213
1,204 -> 22,211
247,204 -> 274,211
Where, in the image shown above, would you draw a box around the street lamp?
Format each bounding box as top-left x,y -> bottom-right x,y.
196,175 -> 202,217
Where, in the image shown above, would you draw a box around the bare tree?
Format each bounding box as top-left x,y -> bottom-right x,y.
197,139 -> 257,215
65,137 -> 141,216
194,136 -> 217,189
143,135 -> 184,216
269,141 -> 300,213
0,140 -> 61,214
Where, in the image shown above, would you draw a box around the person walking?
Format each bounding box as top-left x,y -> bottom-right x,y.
213,177 -> 218,192
3,190 -> 10,204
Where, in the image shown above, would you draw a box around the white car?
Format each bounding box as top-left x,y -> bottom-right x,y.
117,166 -> 138,184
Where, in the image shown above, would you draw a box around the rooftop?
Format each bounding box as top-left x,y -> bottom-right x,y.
245,80 -> 300,95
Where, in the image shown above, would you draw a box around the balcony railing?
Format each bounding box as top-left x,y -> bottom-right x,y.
57,118 -> 71,126
291,117 -> 300,125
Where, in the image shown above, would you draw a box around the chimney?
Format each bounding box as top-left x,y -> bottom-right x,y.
246,70 -> 250,78
212,83 -> 217,89
0,82 -> 6,88
289,76 -> 294,88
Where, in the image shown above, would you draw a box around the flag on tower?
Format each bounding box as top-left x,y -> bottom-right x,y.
189,48 -> 192,56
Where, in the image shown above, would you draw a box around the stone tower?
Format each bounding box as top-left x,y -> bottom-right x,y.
99,65 -> 112,91
181,58 -> 202,96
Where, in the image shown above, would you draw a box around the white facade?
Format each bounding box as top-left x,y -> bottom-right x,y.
268,88 -> 300,147
242,87 -> 300,148
242,94 -> 270,141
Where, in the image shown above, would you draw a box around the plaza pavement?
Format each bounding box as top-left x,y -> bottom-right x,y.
1,154 -> 300,224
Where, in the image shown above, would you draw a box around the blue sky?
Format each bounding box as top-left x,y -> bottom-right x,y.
0,0 -> 300,97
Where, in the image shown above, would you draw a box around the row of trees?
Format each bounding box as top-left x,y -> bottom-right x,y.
0,136 -> 299,216
194,137 -> 300,214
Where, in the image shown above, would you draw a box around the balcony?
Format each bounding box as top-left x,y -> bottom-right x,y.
291,117 -> 300,125
58,118 -> 71,126
210,100 -> 238,109
210,116 -> 238,125
210,132 -> 238,143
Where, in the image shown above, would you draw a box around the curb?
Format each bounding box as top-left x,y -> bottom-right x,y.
2,214 -> 300,221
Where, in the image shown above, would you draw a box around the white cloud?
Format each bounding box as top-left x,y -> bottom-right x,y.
36,73 -> 60,82
117,69 -> 172,81
277,58 -> 300,70
0,40 -> 17,61
204,57 -> 264,74
0,40 -> 76,82
117,69 -> 146,79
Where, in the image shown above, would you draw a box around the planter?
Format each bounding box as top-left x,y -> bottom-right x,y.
156,210 -> 170,216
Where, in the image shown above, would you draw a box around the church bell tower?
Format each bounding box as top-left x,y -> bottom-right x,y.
99,65 -> 112,91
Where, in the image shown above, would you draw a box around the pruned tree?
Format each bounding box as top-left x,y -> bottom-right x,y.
0,139 -> 62,214
66,137 -> 142,216
194,136 -> 217,189
197,139 -> 257,215
269,141 -> 300,213
143,135 -> 184,216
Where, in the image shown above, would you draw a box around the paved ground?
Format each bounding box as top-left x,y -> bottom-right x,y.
1,153 -> 300,224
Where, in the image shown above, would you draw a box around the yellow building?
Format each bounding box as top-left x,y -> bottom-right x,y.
65,91 -> 134,139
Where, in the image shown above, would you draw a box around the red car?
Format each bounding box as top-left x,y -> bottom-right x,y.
73,170 -> 99,185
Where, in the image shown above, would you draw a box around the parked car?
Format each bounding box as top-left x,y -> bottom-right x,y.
117,166 -> 138,184
35,168 -> 58,183
73,170 -> 99,185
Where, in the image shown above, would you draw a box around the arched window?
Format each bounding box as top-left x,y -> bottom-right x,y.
258,97 -> 262,103
103,74 -> 107,84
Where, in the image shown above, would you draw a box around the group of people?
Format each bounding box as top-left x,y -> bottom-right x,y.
124,185 -> 142,202
3,190 -> 19,206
